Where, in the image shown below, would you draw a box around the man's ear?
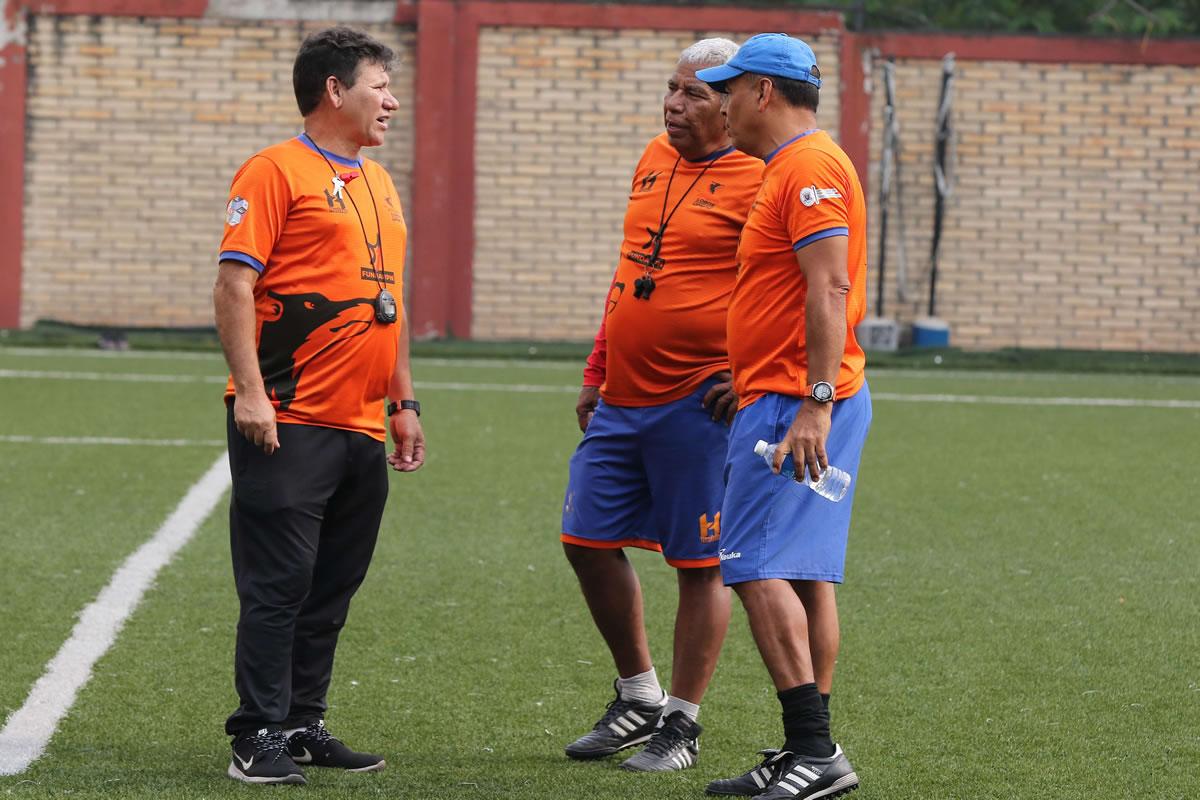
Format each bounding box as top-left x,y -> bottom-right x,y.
325,75 -> 343,109
756,77 -> 773,111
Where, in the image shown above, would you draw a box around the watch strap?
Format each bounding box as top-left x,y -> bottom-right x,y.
387,399 -> 421,417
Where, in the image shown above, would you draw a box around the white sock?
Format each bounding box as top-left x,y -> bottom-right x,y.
663,695 -> 700,722
616,668 -> 666,706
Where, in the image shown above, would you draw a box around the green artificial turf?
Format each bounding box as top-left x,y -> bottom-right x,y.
1,347 -> 1197,798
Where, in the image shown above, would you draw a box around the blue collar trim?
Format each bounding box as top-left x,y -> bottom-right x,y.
763,129 -> 818,164
297,134 -> 362,168
683,145 -> 736,164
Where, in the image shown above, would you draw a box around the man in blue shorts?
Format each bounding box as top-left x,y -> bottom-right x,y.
696,34 -> 871,799
559,38 -> 764,773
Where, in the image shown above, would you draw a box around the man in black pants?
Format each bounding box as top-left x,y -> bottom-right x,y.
213,27 -> 424,785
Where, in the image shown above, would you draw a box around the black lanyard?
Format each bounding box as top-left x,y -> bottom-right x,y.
646,155 -> 717,264
634,154 -> 717,301
302,133 -> 397,324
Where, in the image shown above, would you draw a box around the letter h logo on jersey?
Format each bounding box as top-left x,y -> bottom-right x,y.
698,512 -> 721,543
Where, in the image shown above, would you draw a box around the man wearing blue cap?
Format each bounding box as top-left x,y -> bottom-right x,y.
695,33 -> 871,800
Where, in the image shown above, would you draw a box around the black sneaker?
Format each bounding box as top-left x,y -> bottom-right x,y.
758,745 -> 858,800
564,682 -> 666,759
287,720 -> 386,772
227,727 -> 306,785
706,749 -> 788,795
620,710 -> 702,772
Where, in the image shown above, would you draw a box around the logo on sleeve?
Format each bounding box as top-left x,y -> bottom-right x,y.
226,196 -> 248,225
799,185 -> 842,207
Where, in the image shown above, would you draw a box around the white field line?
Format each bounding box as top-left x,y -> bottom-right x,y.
2,368 -> 1198,409
0,435 -> 224,447
5,347 -> 1200,383
869,392 -> 1200,409
0,454 -> 230,776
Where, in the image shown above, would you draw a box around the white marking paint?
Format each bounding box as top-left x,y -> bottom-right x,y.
869,392 -> 1200,409
0,435 -> 224,447
0,454 -> 230,776
2,368 -> 1197,408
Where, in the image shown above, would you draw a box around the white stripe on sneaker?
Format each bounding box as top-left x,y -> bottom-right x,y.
752,770 -> 767,788
777,778 -> 802,796
626,710 -> 646,726
795,764 -> 820,781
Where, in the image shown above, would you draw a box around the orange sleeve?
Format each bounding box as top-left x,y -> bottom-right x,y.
218,155 -> 291,273
778,151 -> 851,253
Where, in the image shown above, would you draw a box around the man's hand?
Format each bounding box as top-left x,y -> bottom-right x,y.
387,411 -> 425,472
701,371 -> 738,425
233,392 -> 279,454
776,401 -> 832,482
576,385 -> 600,432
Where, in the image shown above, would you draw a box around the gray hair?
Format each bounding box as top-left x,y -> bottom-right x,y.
678,38 -> 738,69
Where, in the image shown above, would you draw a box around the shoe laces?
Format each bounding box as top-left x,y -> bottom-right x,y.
248,729 -> 290,763
595,694 -> 641,729
643,714 -> 693,757
300,720 -> 335,745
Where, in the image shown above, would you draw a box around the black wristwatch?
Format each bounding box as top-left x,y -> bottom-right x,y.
386,399 -> 421,417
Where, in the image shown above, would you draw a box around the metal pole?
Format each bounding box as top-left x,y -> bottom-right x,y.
928,53 -> 955,318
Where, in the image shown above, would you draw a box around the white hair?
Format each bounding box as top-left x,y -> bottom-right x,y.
678,38 -> 738,69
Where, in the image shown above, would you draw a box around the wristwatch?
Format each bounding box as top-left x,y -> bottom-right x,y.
804,381 -> 836,404
386,399 -> 421,417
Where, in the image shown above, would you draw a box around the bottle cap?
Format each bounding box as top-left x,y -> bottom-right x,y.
753,440 -> 770,457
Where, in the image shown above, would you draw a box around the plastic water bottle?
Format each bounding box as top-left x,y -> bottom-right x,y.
753,440 -> 852,502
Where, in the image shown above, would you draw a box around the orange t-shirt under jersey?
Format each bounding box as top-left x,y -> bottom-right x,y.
728,130 -> 868,408
218,136 -> 408,441
586,133 -> 763,406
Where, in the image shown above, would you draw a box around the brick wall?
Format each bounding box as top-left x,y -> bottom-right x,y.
11,5 -> 1198,352
471,25 -> 840,340
867,56 -> 1200,351
19,15 -> 415,328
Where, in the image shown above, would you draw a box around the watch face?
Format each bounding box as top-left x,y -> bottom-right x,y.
812,382 -> 834,402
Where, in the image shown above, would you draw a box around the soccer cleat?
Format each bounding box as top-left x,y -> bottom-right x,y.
620,710 -> 701,772
705,749 -> 788,795
757,745 -> 858,800
227,727 -> 306,785
286,719 -> 386,772
564,682 -> 666,759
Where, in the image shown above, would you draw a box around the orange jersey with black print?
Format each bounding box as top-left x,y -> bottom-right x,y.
728,130 -> 868,407
598,133 -> 763,406
218,136 -> 408,441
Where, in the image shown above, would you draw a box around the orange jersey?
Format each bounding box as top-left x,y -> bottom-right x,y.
728,130 -> 868,407
597,133 -> 763,406
218,136 -> 408,441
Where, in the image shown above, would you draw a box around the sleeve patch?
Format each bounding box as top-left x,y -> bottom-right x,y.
798,186 -> 842,207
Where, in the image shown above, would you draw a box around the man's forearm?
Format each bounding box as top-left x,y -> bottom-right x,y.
804,287 -> 847,387
388,309 -> 416,401
214,276 -> 264,397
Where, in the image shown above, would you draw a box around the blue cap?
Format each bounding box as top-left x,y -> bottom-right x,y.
695,33 -> 821,88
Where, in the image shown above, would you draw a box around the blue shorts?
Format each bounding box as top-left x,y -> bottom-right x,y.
718,384 -> 872,585
561,379 -> 728,568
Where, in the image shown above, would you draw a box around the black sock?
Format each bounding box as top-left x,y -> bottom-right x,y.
778,683 -> 834,758
821,693 -> 830,712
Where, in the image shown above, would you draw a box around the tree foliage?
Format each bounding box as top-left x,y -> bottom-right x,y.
852,0 -> 1200,36
638,0 -> 1200,36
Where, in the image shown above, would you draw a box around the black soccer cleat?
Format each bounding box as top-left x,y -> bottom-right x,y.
620,710 -> 702,772
564,682 -> 666,759
287,719 -> 386,772
757,745 -> 859,800
706,748 -> 788,795
227,727 -> 306,785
